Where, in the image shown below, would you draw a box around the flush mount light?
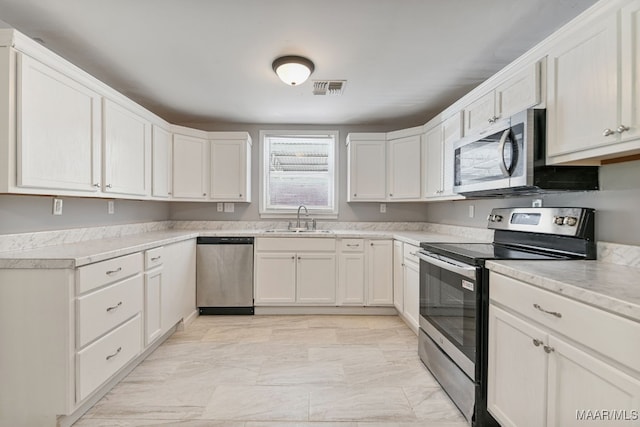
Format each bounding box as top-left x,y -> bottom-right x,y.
272,55 -> 315,86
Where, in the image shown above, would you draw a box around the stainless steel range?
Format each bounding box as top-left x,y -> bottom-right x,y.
417,207 -> 596,426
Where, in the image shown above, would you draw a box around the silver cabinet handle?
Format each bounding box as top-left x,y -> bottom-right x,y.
106,301 -> 122,312
353,193 -> 357,197
543,345 -> 555,354
291,256 -> 295,260
533,303 -> 562,318
93,183 -> 101,188
203,193 -> 207,196
389,193 -> 393,197
151,256 -> 162,261
106,184 -> 112,189
346,244 -> 360,248
617,125 -> 630,134
106,267 -> 122,275
106,346 -> 122,361
532,338 -> 543,347
602,128 -> 615,137
409,252 -> 418,256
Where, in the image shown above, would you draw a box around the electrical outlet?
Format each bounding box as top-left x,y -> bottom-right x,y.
217,203 -> 223,212
224,202 -> 234,213
468,205 -> 475,218
52,198 -> 63,215
532,199 -> 543,207
380,203 -> 386,213
108,200 -> 115,214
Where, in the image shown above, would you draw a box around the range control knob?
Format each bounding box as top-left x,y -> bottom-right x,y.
554,216 -> 565,225
564,216 -> 578,226
494,215 -> 503,222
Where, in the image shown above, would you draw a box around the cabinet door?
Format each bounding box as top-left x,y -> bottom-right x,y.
366,240 -> 393,305
547,335 -> 640,427
546,14 -> 619,160
172,133 -> 208,199
403,260 -> 420,331
296,253 -> 336,304
151,125 -> 171,198
495,61 -> 541,120
254,252 -> 297,304
621,0 -> 640,143
144,269 -> 162,346
387,135 -> 421,200
210,139 -> 249,201
392,241 -> 404,311
338,252 -> 365,305
161,239 -> 196,333
348,140 -> 386,201
464,91 -> 495,136
441,112 -> 463,197
103,99 -> 151,196
488,305 -> 548,427
16,54 -> 101,192
423,125 -> 443,198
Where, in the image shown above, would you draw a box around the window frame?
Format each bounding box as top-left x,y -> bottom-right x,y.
259,129 -> 339,219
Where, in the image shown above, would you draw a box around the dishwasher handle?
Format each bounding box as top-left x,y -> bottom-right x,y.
197,236 -> 254,245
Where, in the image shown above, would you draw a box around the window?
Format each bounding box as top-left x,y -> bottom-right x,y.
260,130 -> 338,217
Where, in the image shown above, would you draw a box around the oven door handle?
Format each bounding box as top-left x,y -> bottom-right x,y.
417,251 -> 477,280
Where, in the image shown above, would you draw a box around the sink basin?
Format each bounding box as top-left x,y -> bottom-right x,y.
263,229 -> 333,234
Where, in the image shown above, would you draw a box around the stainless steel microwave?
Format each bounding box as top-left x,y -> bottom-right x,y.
453,109 -> 599,197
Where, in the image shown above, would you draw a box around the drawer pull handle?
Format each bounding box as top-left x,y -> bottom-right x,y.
346,244 -> 360,248
533,303 -> 562,318
532,338 -> 543,347
106,301 -> 123,312
106,346 -> 122,361
106,267 -> 122,276
409,252 -> 417,256
543,345 -> 555,354
151,256 -> 162,261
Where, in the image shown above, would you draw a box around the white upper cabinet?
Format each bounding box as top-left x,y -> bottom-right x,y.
15,53 -> 102,193
151,125 -> 172,199
209,133 -> 251,202
387,131 -> 422,200
547,0 -> 640,164
102,99 -> 151,197
423,112 -> 464,200
346,133 -> 386,201
171,131 -> 208,200
464,61 -> 541,136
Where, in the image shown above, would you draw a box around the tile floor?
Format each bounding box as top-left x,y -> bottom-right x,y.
74,315 -> 468,427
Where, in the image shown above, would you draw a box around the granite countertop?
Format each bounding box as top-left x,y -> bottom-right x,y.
487,260 -> 640,323
0,229 -> 483,269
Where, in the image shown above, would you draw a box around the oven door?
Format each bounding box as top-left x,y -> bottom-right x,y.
418,250 -> 479,380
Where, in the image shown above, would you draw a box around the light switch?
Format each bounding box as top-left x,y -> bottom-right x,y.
224,203 -> 235,213
380,203 -> 386,213
468,205 -> 475,218
217,203 -> 224,212
108,200 -> 115,214
52,198 -> 63,215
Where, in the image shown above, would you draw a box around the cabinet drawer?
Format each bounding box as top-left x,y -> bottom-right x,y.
490,272 -> 640,372
403,243 -> 420,265
145,246 -> 164,270
256,237 -> 336,252
340,239 -> 364,252
76,314 -> 142,402
77,274 -> 143,348
77,252 -> 143,294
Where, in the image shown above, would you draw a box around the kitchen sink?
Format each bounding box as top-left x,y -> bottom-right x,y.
263,229 -> 334,234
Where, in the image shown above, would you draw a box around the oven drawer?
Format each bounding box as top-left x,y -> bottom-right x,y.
490,272 -> 640,372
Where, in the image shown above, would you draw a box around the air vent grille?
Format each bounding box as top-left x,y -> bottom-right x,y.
313,80 -> 346,96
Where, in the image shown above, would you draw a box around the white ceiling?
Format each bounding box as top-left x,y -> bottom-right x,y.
0,0 -> 598,127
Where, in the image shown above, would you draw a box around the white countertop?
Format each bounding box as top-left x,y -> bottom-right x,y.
487,260 -> 640,323
0,229 -> 480,269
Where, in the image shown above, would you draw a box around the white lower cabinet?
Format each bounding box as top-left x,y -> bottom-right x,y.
403,254 -> 420,331
393,240 -> 404,312
144,246 -> 164,345
488,272 -> 640,427
254,238 -> 337,306
394,240 -> 420,333
366,239 -> 394,306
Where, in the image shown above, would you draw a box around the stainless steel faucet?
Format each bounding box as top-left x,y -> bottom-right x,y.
296,205 -> 308,229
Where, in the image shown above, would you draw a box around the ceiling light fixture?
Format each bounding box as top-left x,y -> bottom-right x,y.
272,55 -> 315,86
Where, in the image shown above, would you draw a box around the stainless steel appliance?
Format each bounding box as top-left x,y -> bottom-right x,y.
196,236 -> 254,315
418,207 -> 596,426
453,110 -> 599,197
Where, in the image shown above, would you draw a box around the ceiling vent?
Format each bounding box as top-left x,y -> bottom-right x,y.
313,80 -> 346,96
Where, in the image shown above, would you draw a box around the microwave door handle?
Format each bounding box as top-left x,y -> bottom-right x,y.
498,129 -> 511,177
417,251 -> 477,280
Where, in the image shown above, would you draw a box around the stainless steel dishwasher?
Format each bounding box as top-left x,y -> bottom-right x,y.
196,236 -> 254,315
